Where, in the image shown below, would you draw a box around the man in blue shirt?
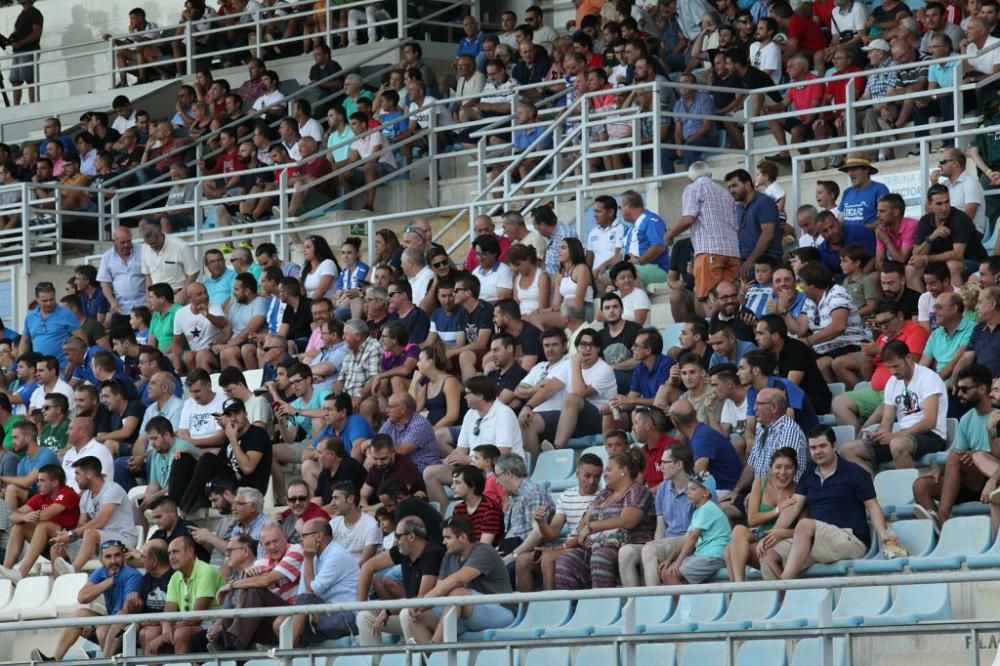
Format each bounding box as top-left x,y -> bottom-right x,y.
726,169 -> 783,276
289,518 -> 359,646
202,249 -> 237,307
669,400 -> 744,492
39,540 -> 143,660
619,328 -> 675,408
758,425 -> 892,581
457,15 -> 485,67
837,155 -> 890,227
620,190 -> 670,285
816,211 -> 876,277
20,282 -> 81,369
673,73 -> 717,167
740,350 -> 819,433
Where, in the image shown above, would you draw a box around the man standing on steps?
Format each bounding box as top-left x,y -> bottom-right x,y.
8,0 -> 44,106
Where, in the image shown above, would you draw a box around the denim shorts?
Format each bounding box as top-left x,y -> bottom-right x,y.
432,591 -> 515,633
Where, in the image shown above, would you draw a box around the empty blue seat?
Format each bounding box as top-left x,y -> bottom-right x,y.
852,519 -> 936,574
831,425 -> 856,450
695,591 -> 779,632
859,583 -> 951,626
679,642 -> 727,666
951,501 -> 991,516
751,589 -> 832,630
791,638 -> 848,666
907,515 -> 992,570
542,598 -> 622,638
966,533 -> 1000,568
332,657 -> 373,666
638,593 -> 726,634
522,648 -> 570,666
818,414 -> 837,426
874,469 -> 919,518
636,643 -> 677,666
566,436 -> 598,449
475,651 -> 518,666
827,382 -> 846,398
531,450 -> 576,492
736,640 -> 787,666
489,600 -> 572,640
600,595 -> 674,635
380,654 -> 419,666
426,652 -> 471,666
662,323 -> 685,350
574,645 -> 618,666
832,585 -> 891,627
580,446 -> 608,466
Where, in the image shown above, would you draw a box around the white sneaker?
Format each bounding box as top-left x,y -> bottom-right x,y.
52,558 -> 75,577
0,566 -> 22,583
990,487 -> 1000,506
913,504 -> 941,535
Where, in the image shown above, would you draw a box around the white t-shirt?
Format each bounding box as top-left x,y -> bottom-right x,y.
173,304 -> 224,351
304,259 -> 338,300
407,96 -> 449,129
179,392 -> 228,440
587,220 -> 627,271
29,378 -> 75,413
720,396 -> 749,438
968,36 -> 1000,77
830,2 -> 867,37
456,400 -> 524,457
299,118 -> 325,142
521,357 -> 571,413
940,171 -> 987,234
556,487 -> 598,537
749,41 -> 782,84
408,266 -> 434,304
917,290 -> 936,328
763,182 -> 785,205
883,363 -> 948,439
798,233 -> 820,248
80,481 -> 137,534
329,513 -> 382,564
62,440 -> 115,492
351,132 -> 397,168
619,289 -> 651,323
471,262 -> 514,303
253,89 -> 286,112
580,359 -> 618,409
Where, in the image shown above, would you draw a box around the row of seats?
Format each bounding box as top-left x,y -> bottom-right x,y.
875,469 -> 988,520
0,573 -> 88,622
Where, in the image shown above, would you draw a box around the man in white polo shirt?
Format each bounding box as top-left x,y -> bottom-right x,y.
140,222 -> 198,304
61,417 -> 115,492
587,195 -> 628,290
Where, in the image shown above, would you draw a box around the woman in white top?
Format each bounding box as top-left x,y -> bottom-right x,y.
508,242 -> 551,317
300,235 -> 340,301
608,260 -> 651,325
470,234 -> 514,303
532,237 -> 597,327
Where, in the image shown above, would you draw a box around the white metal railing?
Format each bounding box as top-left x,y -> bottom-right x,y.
0,570 -> 995,666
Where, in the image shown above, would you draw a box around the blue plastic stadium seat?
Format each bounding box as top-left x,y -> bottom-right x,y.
919,452 -> 949,467
831,425 -> 856,450
531,450 -> 577,492
581,445 -> 609,466
638,593 -> 726,634
475,650 -> 518,666
852,519 -> 936,574
662,323 -> 685,350
819,414 -> 837,426
859,583 -> 951,626
679,642 -> 726,666
694,591 -> 779,632
854,381 -> 872,391
574,645 -> 618,666
380,654 -> 419,666
827,382 -> 846,398
542,598 -> 622,638
522,648 -> 570,666
636,643 -> 678,666
426,652 -> 472,666
489,600 -> 572,640
907,515 -> 992,570
751,589 -> 832,630
736,640 -> 787,666
600,595 -> 675,635
966,532 -> 1000,568
874,468 -> 919,518
952,501 -> 991,516
791,638 -> 848,666
566,436 -> 598,449
832,585 -> 891,627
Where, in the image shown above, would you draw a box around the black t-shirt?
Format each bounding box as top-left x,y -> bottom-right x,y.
281,297 -> 314,340
897,288 -> 921,320
315,456 -> 367,504
462,300 -> 494,344
364,455 -> 425,504
777,338 -> 832,414
367,315 -> 389,342
600,320 -> 643,366
150,518 -> 211,562
138,569 -> 173,613
108,400 -> 146,446
223,425 -> 272,495
711,73 -> 741,110
871,2 -> 911,26
740,67 -> 783,102
310,59 -> 343,83
390,541 -> 445,598
488,364 -> 527,396
12,7 -> 43,52
493,322 -> 543,359
711,312 -> 756,343
668,237 -> 695,290
387,307 -> 431,345
915,209 -> 987,263
396,497 -> 443,544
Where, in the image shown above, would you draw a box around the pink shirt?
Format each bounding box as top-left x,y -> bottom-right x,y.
305,326 -> 324,353
875,217 -> 918,258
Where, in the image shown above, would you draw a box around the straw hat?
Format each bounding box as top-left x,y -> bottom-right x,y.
838,154 -> 879,175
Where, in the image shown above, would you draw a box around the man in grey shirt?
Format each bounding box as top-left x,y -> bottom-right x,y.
400,516 -> 514,643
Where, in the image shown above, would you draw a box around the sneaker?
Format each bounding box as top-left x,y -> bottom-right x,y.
52,558 -> 74,577
990,487 -> 1000,505
913,504 -> 941,535
236,240 -> 253,250
30,649 -> 52,662
271,205 -> 282,220
219,242 -> 235,255
0,566 -> 22,583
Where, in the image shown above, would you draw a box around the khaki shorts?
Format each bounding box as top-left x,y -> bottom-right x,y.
693,253 -> 740,299
763,521 -> 866,580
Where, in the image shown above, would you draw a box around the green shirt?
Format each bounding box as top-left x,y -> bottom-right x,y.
953,408 -> 991,453
150,304 -> 182,353
40,418 -> 69,450
689,500 -> 732,560
2,414 -> 23,452
148,439 -> 201,488
974,122 -> 1000,169
166,559 -> 224,612
923,318 -> 975,376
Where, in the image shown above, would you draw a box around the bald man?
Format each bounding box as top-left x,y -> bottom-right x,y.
168,282 -> 228,373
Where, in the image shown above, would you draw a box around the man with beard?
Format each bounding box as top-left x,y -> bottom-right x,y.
879,261 -> 921,320
598,293 -> 643,394
912,365 -> 997,530
920,292 -> 975,387
189,478 -> 241,565
709,280 -> 756,342
754,314 -> 832,415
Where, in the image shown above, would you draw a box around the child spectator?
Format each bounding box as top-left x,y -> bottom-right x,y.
375,506 -> 397,552
657,473 -> 732,584
130,306 -> 152,346
756,159 -> 786,220
744,256 -> 777,318
839,244 -> 877,317
472,444 -> 507,506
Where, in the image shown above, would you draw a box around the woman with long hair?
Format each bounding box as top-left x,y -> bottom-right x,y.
300,235 -> 341,301
410,341 -> 465,432
375,228 -> 401,269
534,237 -> 597,327
724,448 -> 799,582
508,243 -> 551,317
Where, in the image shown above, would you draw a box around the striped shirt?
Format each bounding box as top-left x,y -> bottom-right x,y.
452,494 -> 505,541
337,337 -> 383,397
252,543 -> 305,603
747,415 -> 808,481
681,176 -> 740,258
556,487 -> 596,537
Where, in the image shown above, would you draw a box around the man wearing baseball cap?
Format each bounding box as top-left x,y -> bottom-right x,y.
857,39 -> 899,164
836,153 -> 890,227
170,397 -> 272,516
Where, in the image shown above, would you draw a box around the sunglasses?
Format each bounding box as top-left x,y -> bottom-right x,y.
473,416 -> 484,437
101,540 -> 126,550
432,260 -> 449,269
288,496 -> 309,502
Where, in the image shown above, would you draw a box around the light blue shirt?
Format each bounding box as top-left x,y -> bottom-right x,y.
689,500 -> 732,559
302,541 -> 359,601
312,341 -> 348,389
291,388 -> 331,439
204,269 -> 237,306
928,60 -> 957,89
229,296 -> 267,338
22,305 -> 79,368
97,245 -> 146,314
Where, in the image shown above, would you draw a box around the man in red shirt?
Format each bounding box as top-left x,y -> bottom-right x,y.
0,463 -> 80,582
465,215 -> 511,271
774,3 -> 827,58
632,406 -> 679,492
201,127 -> 243,200
278,479 -> 330,541
765,54 -> 825,168
285,136 -> 335,218
814,49 -> 867,151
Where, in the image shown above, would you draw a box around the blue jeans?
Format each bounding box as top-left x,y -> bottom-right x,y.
432,591 -> 515,634
678,133 -> 717,167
